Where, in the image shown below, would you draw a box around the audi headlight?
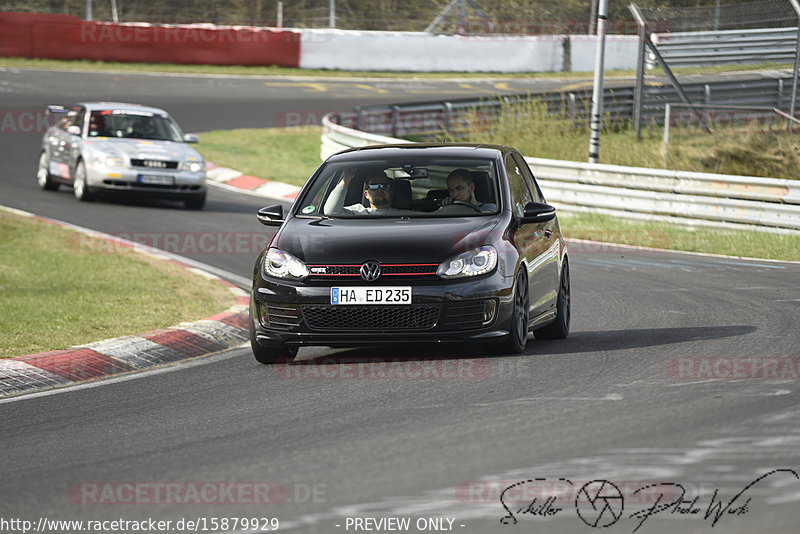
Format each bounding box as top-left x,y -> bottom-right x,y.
263,248 -> 308,280
437,245 -> 497,279
181,161 -> 203,173
95,155 -> 124,168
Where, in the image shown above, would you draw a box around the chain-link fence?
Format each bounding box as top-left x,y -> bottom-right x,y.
0,0 -> 645,33
631,0 -> 800,141
636,0 -> 797,32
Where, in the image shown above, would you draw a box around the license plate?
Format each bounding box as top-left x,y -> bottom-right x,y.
138,174 -> 174,185
331,287 -> 411,305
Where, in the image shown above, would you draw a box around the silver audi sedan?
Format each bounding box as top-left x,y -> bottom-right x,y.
37,102 -> 207,209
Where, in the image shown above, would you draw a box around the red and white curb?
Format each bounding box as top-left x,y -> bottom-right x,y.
206,162 -> 301,201
0,206 -> 250,399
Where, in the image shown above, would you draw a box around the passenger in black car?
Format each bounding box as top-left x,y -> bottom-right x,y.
324,170 -> 400,214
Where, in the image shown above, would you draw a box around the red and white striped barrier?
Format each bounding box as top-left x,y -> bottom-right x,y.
206,162 -> 301,201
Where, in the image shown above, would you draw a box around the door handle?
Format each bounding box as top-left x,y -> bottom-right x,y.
544,228 -> 553,238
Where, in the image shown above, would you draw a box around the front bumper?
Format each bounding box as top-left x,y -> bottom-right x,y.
251,272 -> 516,349
86,164 -> 206,197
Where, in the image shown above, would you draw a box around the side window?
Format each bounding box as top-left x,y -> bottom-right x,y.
513,153 -> 544,202
505,154 -> 533,217
59,107 -> 85,134
72,108 -> 86,135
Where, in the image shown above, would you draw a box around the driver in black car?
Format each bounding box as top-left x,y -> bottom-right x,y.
440,168 -> 498,212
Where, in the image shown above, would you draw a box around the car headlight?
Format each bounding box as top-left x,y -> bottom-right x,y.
95,155 -> 124,168
437,245 -> 497,279
181,161 -> 204,173
263,248 -> 308,280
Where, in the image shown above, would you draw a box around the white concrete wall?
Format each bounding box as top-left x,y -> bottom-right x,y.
568,35 -> 639,72
299,29 -> 563,72
299,29 -> 639,73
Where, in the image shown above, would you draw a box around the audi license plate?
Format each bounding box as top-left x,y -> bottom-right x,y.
331,287 -> 411,305
138,174 -> 174,185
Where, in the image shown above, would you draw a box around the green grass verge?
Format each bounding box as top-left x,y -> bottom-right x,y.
455,99 -> 800,180
560,213 -> 800,262
0,56 -> 791,79
196,127 -> 799,262
197,127 -> 322,187
0,210 -> 234,358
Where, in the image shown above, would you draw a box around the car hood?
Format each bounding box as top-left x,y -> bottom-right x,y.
83,138 -> 202,162
274,216 -> 501,264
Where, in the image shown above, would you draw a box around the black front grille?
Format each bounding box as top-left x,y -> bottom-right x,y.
440,301 -> 488,330
306,263 -> 439,281
303,304 -> 440,331
259,302 -> 301,330
130,159 -> 179,169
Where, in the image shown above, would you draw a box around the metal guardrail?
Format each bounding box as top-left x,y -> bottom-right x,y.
651,27 -> 800,66
321,113 -> 800,234
332,76 -> 798,137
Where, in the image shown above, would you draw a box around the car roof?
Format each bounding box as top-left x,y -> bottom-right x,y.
327,143 -> 513,162
75,102 -> 170,115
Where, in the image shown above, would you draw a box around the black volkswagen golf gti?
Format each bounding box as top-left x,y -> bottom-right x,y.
250,144 -> 570,363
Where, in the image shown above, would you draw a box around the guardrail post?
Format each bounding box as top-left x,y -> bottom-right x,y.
662,103 -> 671,169
778,79 -> 784,109
568,93 -> 578,129
703,84 -> 711,104
629,3 -> 647,140
391,105 -> 400,138
443,102 -> 453,136
355,106 -> 364,132
789,0 -> 800,130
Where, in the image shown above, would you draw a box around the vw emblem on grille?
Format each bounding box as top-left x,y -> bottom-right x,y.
143,160 -> 167,168
360,261 -> 381,281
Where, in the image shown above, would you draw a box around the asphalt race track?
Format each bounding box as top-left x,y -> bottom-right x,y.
1,67 -> 800,534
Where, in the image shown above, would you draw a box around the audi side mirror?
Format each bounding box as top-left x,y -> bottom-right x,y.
67,125 -> 81,136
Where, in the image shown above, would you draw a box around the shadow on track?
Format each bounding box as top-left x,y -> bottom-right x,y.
529,325 -> 757,355
286,325 -> 756,365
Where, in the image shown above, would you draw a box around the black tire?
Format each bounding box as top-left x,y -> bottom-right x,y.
249,307 -> 298,364
73,160 -> 93,201
184,192 -> 206,210
37,152 -> 59,191
534,259 -> 571,340
497,271 -> 529,354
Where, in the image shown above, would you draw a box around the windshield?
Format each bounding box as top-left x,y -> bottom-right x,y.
297,157 -> 501,218
88,110 -> 184,142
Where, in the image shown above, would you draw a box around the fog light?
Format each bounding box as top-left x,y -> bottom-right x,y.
483,300 -> 497,325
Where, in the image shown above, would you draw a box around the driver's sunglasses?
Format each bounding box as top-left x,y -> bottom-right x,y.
365,183 -> 392,191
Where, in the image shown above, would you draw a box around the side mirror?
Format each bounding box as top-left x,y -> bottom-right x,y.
183,133 -> 199,143
257,205 -> 285,227
521,201 -> 556,224
46,105 -> 68,116
67,125 -> 81,136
